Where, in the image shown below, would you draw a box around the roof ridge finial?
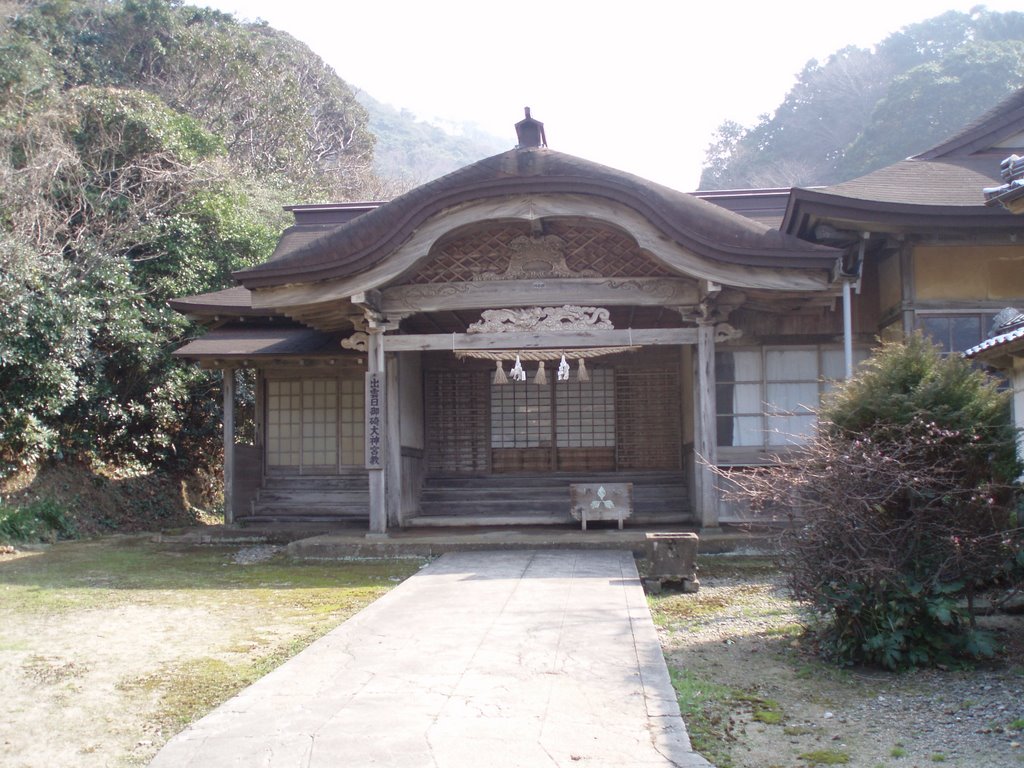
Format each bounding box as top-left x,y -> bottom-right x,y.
515,107 -> 547,149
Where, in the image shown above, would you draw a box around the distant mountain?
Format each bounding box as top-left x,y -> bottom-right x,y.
357,92 -> 510,185
700,8 -> 1024,190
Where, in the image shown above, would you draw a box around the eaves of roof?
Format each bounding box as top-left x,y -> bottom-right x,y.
167,286 -> 266,318
235,148 -> 840,290
781,166 -> 1015,237
172,326 -> 342,359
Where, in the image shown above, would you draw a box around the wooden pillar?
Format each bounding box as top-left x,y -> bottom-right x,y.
694,322 -> 719,528
385,352 -> 402,527
367,328 -> 387,535
222,368 -> 235,525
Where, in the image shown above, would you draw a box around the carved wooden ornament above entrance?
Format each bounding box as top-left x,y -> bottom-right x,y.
466,305 -> 614,334
471,235 -> 600,281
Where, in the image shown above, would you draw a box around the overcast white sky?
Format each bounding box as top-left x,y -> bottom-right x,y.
202,1 -> 1021,191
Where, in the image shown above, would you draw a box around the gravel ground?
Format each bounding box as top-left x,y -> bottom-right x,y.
651,560 -> 1024,768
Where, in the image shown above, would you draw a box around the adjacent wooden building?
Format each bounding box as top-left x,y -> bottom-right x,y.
172,92 -> 1024,532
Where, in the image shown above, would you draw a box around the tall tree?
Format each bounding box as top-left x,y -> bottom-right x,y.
0,0 -> 382,475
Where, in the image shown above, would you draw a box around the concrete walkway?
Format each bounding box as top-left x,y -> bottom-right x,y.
149,550 -> 711,767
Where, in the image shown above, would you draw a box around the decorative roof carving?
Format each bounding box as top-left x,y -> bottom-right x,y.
471,235 -> 600,281
467,305 -> 614,334
341,331 -> 368,352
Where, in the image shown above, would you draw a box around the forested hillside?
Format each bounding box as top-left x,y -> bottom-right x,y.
700,8 -> 1024,190
359,92 -> 509,185
0,0 -> 381,479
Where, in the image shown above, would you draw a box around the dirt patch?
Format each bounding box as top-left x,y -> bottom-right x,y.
651,557 -> 1024,768
0,538 -> 423,767
0,461 -> 222,537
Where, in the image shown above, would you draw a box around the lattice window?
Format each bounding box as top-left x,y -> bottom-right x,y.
301,379 -> 337,467
615,368 -> 681,470
340,377 -> 364,466
555,369 -> 615,448
491,381 -> 552,448
267,380 -> 302,467
266,375 -> 364,472
425,370 -> 491,473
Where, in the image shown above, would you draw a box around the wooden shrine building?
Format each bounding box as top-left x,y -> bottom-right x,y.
171,96 -> 1024,532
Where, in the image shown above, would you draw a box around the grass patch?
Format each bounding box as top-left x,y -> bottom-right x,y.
1009,718 -> 1024,730
891,745 -> 908,757
931,754 -> 947,763
669,669 -> 791,765
0,537 -> 420,613
670,668 -> 741,768
798,749 -> 850,765
3,537 -> 425,762
750,698 -> 784,725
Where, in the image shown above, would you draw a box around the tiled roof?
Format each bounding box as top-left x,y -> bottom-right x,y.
815,156 -> 1001,207
235,147 -> 839,290
964,308 -> 1024,360
964,326 -> 1024,359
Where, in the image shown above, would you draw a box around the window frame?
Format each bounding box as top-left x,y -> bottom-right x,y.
715,344 -> 868,463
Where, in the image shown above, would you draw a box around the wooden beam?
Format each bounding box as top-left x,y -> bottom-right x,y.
382,327 -> 698,352
381,278 -> 700,314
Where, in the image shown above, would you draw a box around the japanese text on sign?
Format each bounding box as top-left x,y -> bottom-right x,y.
365,372 -> 383,469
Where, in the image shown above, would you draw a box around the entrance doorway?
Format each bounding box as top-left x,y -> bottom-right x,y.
425,363 -> 682,475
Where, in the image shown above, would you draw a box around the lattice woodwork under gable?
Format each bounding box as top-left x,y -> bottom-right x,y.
407,223 -> 531,284
545,221 -> 674,278
403,220 -> 675,284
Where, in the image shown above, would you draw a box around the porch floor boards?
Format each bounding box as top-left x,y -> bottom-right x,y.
239,471 -> 694,527
413,470 -> 693,527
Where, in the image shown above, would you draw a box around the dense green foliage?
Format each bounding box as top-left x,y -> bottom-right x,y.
700,8 -> 1024,189
0,497 -> 74,543
0,0 -> 379,477
737,337 -> 1023,669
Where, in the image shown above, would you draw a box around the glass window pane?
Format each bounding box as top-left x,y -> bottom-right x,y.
767,414 -> 816,445
766,349 -> 817,381
951,316 -> 982,353
920,316 -> 951,352
821,349 -> 846,381
766,382 -> 819,413
716,350 -> 762,382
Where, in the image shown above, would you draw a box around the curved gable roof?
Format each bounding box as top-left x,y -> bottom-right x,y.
236,147 -> 838,290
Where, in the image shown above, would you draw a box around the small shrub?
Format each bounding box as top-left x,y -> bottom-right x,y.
0,498 -> 75,543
